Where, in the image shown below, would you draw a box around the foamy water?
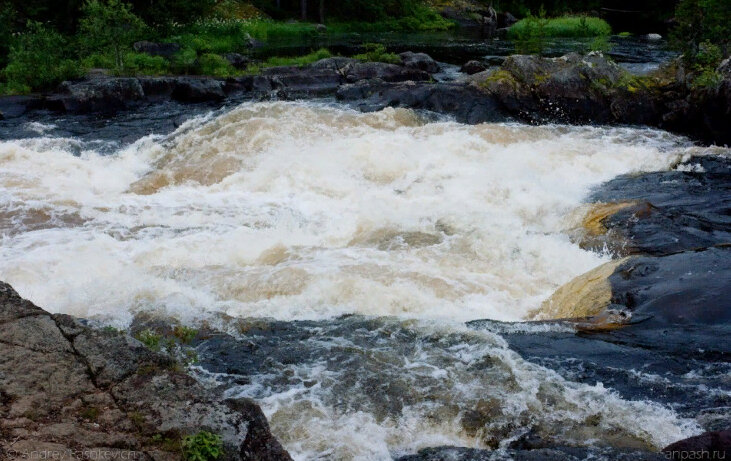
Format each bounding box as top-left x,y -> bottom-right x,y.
0,101 -> 704,459
0,102 -> 688,323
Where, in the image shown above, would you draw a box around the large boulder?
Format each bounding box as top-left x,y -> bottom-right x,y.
0,281 -> 292,461
399,51 -> 440,74
337,80 -> 505,124
343,62 -> 431,83
171,77 -> 226,103
47,77 -> 146,114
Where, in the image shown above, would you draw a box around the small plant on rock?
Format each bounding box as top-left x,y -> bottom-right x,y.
135,329 -> 162,351
181,431 -> 224,461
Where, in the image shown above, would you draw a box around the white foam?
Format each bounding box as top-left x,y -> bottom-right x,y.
0,102 -> 686,323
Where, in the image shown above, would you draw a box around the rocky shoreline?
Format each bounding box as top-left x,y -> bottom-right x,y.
1,51 -> 730,146
0,282 -> 292,460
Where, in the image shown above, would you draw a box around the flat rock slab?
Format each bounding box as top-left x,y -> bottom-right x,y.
0,282 -> 291,461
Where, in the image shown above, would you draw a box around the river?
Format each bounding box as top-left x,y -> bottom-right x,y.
0,100 -> 726,460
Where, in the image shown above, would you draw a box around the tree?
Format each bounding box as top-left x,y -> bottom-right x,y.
79,0 -> 146,70
301,0 -> 307,20
2,21 -> 80,92
670,0 -> 730,62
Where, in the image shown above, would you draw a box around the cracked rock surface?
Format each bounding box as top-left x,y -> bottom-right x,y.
0,282 -> 292,461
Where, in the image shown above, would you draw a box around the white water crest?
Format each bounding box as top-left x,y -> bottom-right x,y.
0,101 -> 688,323
0,101 -> 704,459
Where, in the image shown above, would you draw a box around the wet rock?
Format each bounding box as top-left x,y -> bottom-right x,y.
48,78 -> 146,114
461,60 -> 488,75
224,53 -> 250,70
133,41 -> 181,59
587,156 -> 731,256
344,62 -> 431,83
171,77 -> 226,103
0,95 -> 44,119
337,80 -> 504,124
662,430 -> 730,460
399,51 -> 440,74
0,281 -> 292,461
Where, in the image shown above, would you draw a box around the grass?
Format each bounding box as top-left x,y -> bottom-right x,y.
244,48 -> 332,73
352,43 -> 402,64
509,16 -> 611,38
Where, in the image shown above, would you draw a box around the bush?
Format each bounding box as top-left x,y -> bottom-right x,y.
1,21 -> 81,93
181,431 -> 223,461
197,53 -> 238,77
123,52 -> 170,75
79,0 -> 147,71
509,15 -> 611,39
671,0 -> 730,63
353,43 -> 401,64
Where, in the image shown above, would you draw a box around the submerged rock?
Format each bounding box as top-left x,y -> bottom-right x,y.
0,281 -> 291,461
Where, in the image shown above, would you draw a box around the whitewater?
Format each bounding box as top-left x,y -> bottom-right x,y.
0,101 -> 706,459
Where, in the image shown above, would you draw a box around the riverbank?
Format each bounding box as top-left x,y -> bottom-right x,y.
1,50 -> 729,145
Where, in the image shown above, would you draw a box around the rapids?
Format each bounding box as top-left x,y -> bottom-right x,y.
0,101 -> 711,459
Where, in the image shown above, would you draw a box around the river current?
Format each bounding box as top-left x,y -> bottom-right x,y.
0,101 -> 712,459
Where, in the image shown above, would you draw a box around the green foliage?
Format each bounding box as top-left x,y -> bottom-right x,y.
671,0 -> 730,63
618,32 -> 632,38
122,52 -> 170,75
0,5 -> 17,68
197,53 -> 239,77
172,325 -> 198,344
127,0 -> 216,29
181,431 -> 224,461
353,43 -> 401,64
79,0 -> 147,70
245,48 -> 332,73
509,15 -> 611,39
1,21 -> 81,94
135,329 -> 162,351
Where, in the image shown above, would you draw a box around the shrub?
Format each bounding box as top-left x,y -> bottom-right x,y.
353,43 -> 401,64
197,53 -> 238,77
2,21 -> 81,93
181,431 -> 223,461
509,15 -> 611,39
123,52 -> 170,75
79,0 -> 147,71
671,0 -> 730,63
135,329 -> 162,351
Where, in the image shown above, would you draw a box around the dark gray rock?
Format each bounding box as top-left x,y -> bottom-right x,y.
399,51 -> 440,74
343,62 -> 431,83
662,430 -> 730,460
587,155 -> 731,256
0,95 -> 44,119
171,77 -> 226,103
0,281 -> 292,461
461,60 -> 488,75
224,53 -> 250,70
337,80 -> 505,124
133,41 -> 181,59
48,78 -> 146,114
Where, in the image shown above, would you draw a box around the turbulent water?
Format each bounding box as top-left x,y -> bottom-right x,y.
0,101 -> 709,459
